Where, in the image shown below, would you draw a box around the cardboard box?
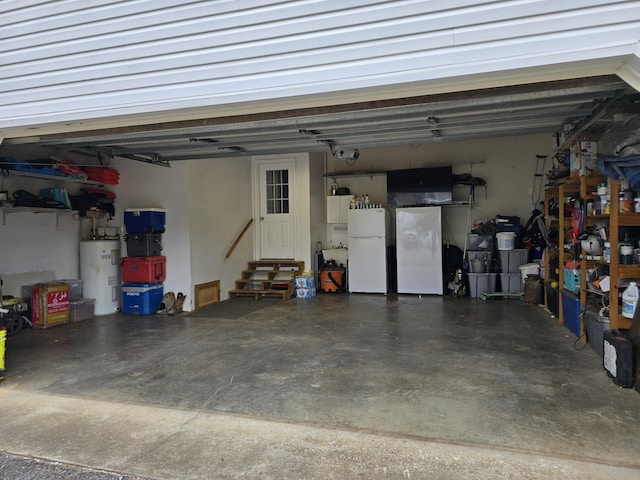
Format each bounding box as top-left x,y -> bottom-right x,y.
31,282 -> 69,329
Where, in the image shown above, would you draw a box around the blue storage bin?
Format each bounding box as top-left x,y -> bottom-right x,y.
122,282 -> 163,315
561,289 -> 581,337
124,208 -> 166,233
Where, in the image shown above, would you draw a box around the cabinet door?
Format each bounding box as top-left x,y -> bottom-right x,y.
326,196 -> 350,223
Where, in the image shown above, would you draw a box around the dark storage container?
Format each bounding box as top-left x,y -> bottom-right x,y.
584,308 -> 610,357
603,329 -> 634,388
125,233 -> 162,256
544,282 -> 559,317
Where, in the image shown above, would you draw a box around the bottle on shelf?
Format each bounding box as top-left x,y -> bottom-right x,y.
622,281 -> 639,319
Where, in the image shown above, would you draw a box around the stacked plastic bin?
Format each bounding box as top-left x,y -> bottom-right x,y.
498,248 -> 529,294
466,234 -> 497,298
121,208 -> 166,315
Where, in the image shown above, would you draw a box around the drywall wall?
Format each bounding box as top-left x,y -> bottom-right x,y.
0,209 -> 80,297
188,157 -> 253,303
324,133 -> 554,251
110,157 -> 192,309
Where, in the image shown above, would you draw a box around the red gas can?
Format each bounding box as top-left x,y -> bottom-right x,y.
121,256 -> 166,283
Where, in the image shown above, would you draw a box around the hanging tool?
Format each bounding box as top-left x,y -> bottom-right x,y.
571,197 -> 585,263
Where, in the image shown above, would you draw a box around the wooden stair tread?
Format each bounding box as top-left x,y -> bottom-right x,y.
230,259 -> 304,302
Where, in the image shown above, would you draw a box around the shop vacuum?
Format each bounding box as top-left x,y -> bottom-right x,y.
319,260 -> 346,293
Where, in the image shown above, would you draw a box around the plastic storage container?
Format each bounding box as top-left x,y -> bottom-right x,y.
495,223 -> 522,249
584,308 -> 610,357
124,208 -> 165,233
622,281 -> 639,319
563,268 -> 580,292
125,233 -> 163,256
58,279 -> 83,301
466,251 -> 492,273
121,283 -> 164,315
561,289 -> 581,337
499,249 -> 528,273
69,298 -> 95,323
499,273 -> 522,294
467,273 -> 497,298
519,263 -> 540,284
496,232 -> 516,250
467,234 -> 494,251
121,256 -> 166,283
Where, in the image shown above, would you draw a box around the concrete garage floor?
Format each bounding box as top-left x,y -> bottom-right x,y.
1,294 -> 639,479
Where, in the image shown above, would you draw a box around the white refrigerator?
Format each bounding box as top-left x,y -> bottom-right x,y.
347,208 -> 389,293
396,206 -> 443,295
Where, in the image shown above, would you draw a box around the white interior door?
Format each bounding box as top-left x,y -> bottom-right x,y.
259,162 -> 295,259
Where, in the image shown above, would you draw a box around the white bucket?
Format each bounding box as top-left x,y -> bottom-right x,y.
519,262 -> 540,283
496,232 -> 516,250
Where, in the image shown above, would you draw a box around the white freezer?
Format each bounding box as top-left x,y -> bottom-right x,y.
396,206 -> 443,295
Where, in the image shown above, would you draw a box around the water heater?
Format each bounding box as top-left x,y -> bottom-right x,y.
80,240 -> 121,315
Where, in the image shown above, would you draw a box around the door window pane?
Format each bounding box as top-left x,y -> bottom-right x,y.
265,169 -> 290,214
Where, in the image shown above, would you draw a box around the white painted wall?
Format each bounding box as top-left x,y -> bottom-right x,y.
2,1 -> 639,137
188,157 -> 253,303
0,147 -> 323,306
0,209 -> 79,297
109,157 -> 192,308
324,133 -> 555,250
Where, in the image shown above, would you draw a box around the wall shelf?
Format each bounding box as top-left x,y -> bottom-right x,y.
322,171 -> 386,178
1,169 -> 104,187
0,206 -> 76,228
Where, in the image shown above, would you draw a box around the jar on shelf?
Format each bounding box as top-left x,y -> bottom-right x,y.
620,190 -> 633,213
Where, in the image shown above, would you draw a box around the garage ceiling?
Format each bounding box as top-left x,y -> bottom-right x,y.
6,75 -> 639,167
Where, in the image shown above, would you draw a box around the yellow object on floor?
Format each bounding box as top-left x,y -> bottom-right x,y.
0,327 -> 6,378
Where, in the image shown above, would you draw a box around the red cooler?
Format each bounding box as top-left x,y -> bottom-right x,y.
121,256 -> 166,283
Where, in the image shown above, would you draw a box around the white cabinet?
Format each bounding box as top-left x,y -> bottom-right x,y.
326,195 -> 352,223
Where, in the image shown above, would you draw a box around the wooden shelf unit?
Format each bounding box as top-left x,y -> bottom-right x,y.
606,178 -> 637,330
554,174 -> 606,334
550,174 -> 640,334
